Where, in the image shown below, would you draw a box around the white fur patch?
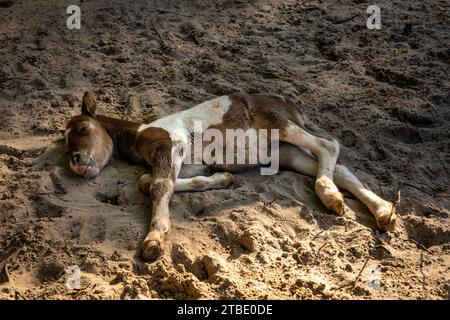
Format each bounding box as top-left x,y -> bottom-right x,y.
138,95 -> 232,144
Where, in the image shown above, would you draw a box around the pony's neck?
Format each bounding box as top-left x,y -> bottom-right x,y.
95,115 -> 144,163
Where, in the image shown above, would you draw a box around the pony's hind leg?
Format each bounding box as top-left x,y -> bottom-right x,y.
280,120 -> 344,215
279,144 -> 397,230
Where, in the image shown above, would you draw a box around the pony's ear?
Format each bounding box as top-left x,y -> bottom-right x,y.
81,91 -> 97,117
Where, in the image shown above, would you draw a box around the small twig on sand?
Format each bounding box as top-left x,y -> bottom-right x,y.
149,19 -> 170,52
407,239 -> 433,255
378,181 -> 385,198
15,291 -> 26,300
149,19 -> 164,45
0,264 -> 10,284
388,183 -> 402,223
351,255 -> 370,289
0,77 -> 28,83
421,166 -> 435,180
250,66 -> 294,82
354,160 -> 360,173
329,13 -> 359,25
401,182 -> 450,198
387,180 -> 450,226
313,243 -> 329,264
263,197 -> 277,207
311,230 -> 325,241
35,192 -> 68,202
419,253 -> 426,289
70,283 -> 96,296
63,239 -> 72,257
437,155 -> 449,176
333,255 -> 370,290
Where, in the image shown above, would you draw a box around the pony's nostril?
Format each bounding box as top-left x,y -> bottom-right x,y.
72,153 -> 81,164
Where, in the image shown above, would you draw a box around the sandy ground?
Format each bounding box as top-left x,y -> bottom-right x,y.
0,0 -> 449,300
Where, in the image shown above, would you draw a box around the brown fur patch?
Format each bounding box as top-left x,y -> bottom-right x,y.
150,178 -> 173,200
95,115 -> 142,163
231,93 -> 305,130
203,94 -> 308,172
136,127 -> 173,178
188,177 -> 207,190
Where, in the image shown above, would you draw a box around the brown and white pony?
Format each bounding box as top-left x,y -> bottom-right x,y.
65,91 -> 397,261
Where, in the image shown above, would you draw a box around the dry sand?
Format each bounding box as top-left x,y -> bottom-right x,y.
0,0 -> 449,299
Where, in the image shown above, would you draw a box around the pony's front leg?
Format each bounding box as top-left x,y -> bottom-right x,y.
141,178 -> 173,261
139,172 -> 235,194
141,147 -> 183,261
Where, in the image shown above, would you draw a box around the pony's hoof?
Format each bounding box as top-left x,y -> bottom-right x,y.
141,236 -> 162,261
217,172 -> 235,188
315,176 -> 344,216
375,202 -> 398,231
